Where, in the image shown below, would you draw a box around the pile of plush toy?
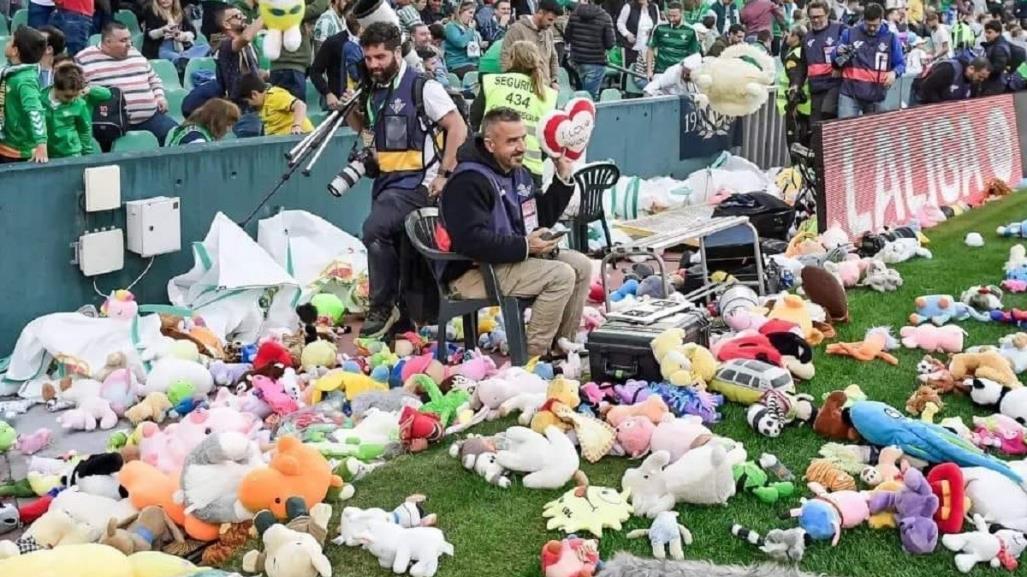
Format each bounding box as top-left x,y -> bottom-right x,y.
7,193 -> 1027,577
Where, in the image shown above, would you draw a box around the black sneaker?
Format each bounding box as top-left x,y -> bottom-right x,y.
360,306 -> 400,339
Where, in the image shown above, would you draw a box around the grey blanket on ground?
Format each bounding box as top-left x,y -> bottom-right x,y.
597,553 -> 835,577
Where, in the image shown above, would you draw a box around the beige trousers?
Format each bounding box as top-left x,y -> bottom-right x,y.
450,250 -> 593,357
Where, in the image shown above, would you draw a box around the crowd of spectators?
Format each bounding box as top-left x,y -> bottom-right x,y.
3,0 -> 1026,164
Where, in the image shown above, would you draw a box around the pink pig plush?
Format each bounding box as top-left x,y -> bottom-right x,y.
899,325 -> 966,354
616,416 -> 657,458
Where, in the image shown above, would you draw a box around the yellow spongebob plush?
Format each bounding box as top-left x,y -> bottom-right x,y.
530,376 -> 581,434
260,0 -> 305,60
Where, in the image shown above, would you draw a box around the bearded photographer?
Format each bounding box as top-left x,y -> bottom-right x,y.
438,108 -> 592,360
341,22 -> 468,338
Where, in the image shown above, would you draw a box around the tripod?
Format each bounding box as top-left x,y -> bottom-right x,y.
239,90 -> 363,227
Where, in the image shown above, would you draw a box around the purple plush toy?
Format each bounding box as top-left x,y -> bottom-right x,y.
614,380 -> 653,404
867,468 -> 939,554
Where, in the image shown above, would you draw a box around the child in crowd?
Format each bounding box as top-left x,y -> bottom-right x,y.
0,27 -> 49,164
237,73 -> 313,136
42,63 -> 112,158
165,98 -> 241,145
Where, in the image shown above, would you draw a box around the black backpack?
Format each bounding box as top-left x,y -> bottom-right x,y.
92,86 -> 129,151
712,192 -> 796,241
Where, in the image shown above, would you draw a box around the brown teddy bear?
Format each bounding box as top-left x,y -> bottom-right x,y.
99,505 -> 184,555
813,391 -> 861,441
124,392 -> 173,425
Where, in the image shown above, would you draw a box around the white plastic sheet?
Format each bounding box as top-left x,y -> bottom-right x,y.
257,210 -> 368,308
167,212 -> 301,343
4,313 -> 165,397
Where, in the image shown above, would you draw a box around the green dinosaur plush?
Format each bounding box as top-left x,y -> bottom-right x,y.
0,420 -> 15,453
732,461 -> 795,504
415,375 -> 471,427
0,478 -> 35,498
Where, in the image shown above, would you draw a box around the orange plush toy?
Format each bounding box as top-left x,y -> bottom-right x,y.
118,460 -> 222,541
825,327 -> 900,365
238,436 -> 352,518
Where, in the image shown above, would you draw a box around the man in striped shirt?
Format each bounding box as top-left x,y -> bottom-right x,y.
75,22 -> 178,145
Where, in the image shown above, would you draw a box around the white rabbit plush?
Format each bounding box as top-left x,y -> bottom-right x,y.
496,426 -> 580,490
621,443 -> 746,518
356,519 -> 454,577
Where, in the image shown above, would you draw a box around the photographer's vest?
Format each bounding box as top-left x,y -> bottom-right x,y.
165,124 -> 213,146
777,47 -> 811,116
368,66 -> 442,195
481,72 -> 557,176
937,58 -> 971,100
804,22 -> 844,93
840,25 -> 895,103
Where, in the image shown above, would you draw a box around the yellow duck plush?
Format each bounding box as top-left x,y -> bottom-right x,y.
260,0 -> 305,60
530,376 -> 581,434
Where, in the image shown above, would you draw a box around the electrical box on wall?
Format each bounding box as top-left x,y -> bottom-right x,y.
126,197 -> 181,257
84,165 -> 121,212
77,229 -> 125,276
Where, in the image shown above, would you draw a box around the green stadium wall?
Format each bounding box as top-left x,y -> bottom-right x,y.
0,96 -> 715,352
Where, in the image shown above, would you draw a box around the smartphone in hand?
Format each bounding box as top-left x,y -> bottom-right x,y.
541,230 -> 568,241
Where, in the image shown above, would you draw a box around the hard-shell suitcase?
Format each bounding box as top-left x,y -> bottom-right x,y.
586,307 -> 712,383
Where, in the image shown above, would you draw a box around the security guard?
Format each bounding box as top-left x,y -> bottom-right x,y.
779,25 -> 811,146
346,22 -> 469,339
470,40 -> 557,186
797,0 -> 845,124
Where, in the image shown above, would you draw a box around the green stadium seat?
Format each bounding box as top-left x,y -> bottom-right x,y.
112,131 -> 160,152
115,9 -> 141,34
572,90 -> 594,102
0,14 -> 9,35
305,79 -> 322,113
599,88 -> 622,102
90,137 -> 103,154
556,87 -> 572,107
462,71 -> 479,92
184,57 -> 216,90
150,59 -> 182,90
447,72 -> 460,89
194,30 -> 209,45
89,33 -> 102,48
166,88 -> 188,121
309,110 -> 329,126
557,67 -> 570,88
133,33 -> 144,50
10,9 -> 26,32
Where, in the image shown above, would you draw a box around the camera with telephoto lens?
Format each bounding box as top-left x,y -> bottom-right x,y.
328,147 -> 379,197
832,44 -> 854,68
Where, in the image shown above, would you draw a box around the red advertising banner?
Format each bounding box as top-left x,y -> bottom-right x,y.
817,95 -> 1023,239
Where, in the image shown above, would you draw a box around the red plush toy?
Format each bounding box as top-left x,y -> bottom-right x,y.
541,536 -> 600,577
253,340 -> 293,370
17,493 -> 54,524
926,462 -> 967,534
399,406 -> 444,452
716,334 -> 782,366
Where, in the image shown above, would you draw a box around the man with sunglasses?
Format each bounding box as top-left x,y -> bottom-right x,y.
216,6 -> 265,136
795,0 -> 846,123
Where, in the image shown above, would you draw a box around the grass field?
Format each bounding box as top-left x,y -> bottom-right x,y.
236,193 -> 1027,577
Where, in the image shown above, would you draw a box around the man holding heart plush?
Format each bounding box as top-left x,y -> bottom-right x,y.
438,107 -> 593,359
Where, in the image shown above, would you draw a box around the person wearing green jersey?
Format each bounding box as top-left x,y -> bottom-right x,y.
42,63 -> 112,158
646,1 -> 700,77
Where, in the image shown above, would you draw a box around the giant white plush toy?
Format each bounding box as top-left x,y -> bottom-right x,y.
178,431 -> 263,526
141,358 -> 214,396
691,44 -> 776,117
621,444 -> 746,518
496,426 -> 579,490
260,0 -> 305,60
962,460 -> 1027,533
942,514 -> 1027,573
356,519 -> 454,577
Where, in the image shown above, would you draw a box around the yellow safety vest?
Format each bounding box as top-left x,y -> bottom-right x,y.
482,72 -> 557,176
777,47 -> 811,117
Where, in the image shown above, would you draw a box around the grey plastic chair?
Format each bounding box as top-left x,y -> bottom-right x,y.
404,208 -> 529,365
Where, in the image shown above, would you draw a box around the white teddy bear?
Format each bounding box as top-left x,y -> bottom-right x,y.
692,43 -> 777,117
942,514 -> 1027,573
357,519 -> 454,577
622,443 -> 747,518
496,426 -> 580,490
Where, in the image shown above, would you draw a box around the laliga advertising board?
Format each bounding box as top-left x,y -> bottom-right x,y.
817,95 -> 1023,240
